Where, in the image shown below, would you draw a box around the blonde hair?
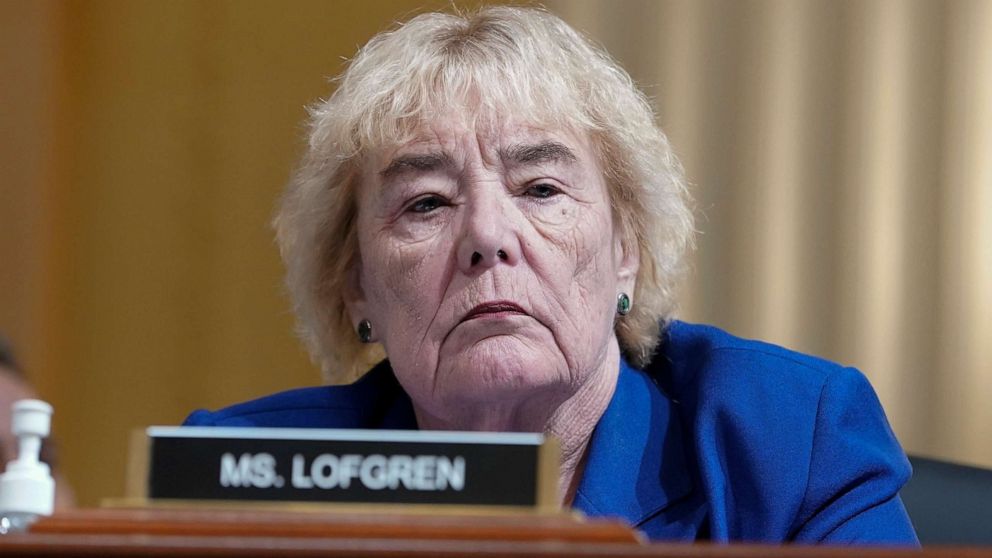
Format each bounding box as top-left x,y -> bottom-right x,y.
275,6 -> 694,383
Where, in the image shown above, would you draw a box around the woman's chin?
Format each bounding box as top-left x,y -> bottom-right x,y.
435,335 -> 571,405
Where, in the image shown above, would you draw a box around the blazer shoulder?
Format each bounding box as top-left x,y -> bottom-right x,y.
657,321 -> 849,402
182,361 -> 410,428
651,321 -> 914,543
655,321 -> 878,457
183,385 -> 355,427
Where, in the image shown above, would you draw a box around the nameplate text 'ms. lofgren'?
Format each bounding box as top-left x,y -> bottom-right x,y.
134,427 -> 559,511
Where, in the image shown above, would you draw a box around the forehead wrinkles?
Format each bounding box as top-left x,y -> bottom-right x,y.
387,106 -> 578,148
375,121 -> 502,174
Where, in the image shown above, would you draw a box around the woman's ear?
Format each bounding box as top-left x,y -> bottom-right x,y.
615,232 -> 640,296
342,262 -> 370,336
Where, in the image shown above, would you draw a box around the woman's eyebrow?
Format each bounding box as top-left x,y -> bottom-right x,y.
379,151 -> 454,179
501,141 -> 578,166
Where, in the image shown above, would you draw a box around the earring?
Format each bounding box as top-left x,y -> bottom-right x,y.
616,293 -> 631,316
357,319 -> 373,343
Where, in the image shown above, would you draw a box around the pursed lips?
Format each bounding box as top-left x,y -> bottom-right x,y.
460,301 -> 528,322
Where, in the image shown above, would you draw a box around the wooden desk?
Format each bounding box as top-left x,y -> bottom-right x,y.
1,508 -> 989,557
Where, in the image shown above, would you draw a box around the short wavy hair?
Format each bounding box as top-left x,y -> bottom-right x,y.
275,6 -> 694,383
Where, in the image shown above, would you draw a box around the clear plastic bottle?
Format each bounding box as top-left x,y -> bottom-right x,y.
0,511 -> 36,534
0,399 -> 55,535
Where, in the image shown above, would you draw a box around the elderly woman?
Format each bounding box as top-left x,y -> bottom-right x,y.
186,7 -> 917,544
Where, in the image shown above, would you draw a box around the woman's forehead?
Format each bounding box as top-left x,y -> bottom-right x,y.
369,115 -> 592,164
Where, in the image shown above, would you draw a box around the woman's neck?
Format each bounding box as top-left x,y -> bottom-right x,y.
413,339 -> 621,505
547,341 -> 619,504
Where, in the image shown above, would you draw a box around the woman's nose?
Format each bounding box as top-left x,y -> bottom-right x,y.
456,195 -> 519,273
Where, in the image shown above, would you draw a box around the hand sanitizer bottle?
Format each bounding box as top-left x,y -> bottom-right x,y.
0,400 -> 55,534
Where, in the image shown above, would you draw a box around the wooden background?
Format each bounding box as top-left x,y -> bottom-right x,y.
2,0 -> 990,507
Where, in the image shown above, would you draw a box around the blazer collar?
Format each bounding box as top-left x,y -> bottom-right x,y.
573,358 -> 695,528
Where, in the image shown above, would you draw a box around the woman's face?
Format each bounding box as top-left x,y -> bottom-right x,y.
348,116 -> 637,428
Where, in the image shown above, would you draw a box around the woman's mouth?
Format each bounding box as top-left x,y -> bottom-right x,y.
461,301 -> 528,322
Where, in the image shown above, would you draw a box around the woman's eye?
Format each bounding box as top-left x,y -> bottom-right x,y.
408,195 -> 445,214
526,183 -> 561,199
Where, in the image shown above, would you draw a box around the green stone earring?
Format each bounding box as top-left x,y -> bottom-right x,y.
617,293 -> 631,316
357,319 -> 373,343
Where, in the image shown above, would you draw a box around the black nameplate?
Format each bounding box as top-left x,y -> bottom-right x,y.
139,427 -> 558,510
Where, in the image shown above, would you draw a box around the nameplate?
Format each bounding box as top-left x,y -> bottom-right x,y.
133,427 -> 559,511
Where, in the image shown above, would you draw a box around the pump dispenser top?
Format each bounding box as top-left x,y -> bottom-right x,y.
0,399 -> 55,533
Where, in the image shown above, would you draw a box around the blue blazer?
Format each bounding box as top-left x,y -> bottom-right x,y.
185,321 -> 919,544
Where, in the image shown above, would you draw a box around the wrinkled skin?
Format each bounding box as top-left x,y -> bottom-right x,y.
345,116 -> 638,498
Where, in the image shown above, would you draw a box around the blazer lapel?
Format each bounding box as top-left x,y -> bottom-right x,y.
573,359 -> 705,540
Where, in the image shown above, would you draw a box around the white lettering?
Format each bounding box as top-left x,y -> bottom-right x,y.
219,452 -> 252,487
413,455 -> 435,490
388,455 -> 414,489
219,452 -> 278,488
338,454 -> 362,489
251,453 -> 278,488
310,454 -> 338,489
359,454 -> 388,490
437,456 -> 465,491
280,453 -> 467,492
291,454 -> 313,488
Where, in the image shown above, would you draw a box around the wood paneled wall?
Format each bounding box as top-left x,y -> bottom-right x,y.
550,0 -> 992,469
1,0 -> 481,506
2,0 -> 989,506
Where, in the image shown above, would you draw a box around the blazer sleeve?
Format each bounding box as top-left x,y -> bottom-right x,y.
182,409 -> 218,426
790,366 -> 919,544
